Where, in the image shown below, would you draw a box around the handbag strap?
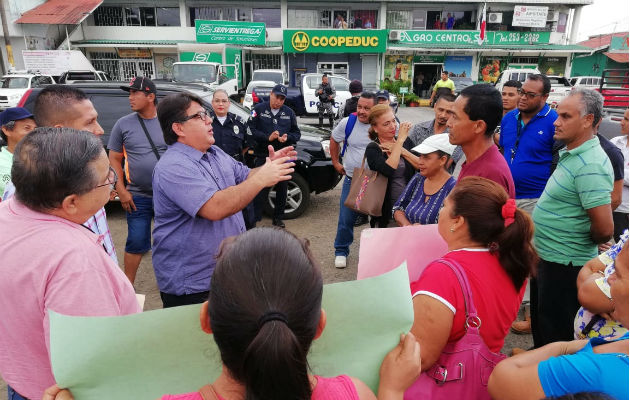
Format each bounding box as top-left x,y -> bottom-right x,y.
136,114 -> 161,161
435,258 -> 481,333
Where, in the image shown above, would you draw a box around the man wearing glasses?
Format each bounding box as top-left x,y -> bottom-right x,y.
108,76 -> 167,285
152,92 -> 296,308
0,128 -> 140,400
499,74 -> 558,215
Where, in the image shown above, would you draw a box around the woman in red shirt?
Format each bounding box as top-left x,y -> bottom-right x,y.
409,176 -> 537,371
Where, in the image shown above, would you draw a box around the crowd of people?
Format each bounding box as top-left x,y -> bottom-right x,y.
0,71 -> 628,400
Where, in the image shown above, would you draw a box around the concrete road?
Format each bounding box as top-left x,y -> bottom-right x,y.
0,105 -> 533,400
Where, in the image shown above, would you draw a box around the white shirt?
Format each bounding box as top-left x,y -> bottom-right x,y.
610,135 -> 629,213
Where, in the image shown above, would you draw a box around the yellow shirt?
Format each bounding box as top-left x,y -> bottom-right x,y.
433,79 -> 455,92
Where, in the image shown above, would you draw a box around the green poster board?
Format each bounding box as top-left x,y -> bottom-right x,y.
195,20 -> 266,45
284,30 -> 388,53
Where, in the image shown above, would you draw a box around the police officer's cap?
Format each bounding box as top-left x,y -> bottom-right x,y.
271,84 -> 287,98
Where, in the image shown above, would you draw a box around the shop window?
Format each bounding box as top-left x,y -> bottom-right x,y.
253,9 -> 281,28
287,9 -> 333,28
350,10 -> 377,29
252,54 -> 281,70
190,7 -> 221,26
124,7 -> 156,27
332,10 -> 348,29
386,11 -> 412,30
223,8 -> 252,22
556,12 -> 568,33
412,10 -> 427,29
93,6 -> 124,26
427,11 -> 474,30
156,7 -> 180,27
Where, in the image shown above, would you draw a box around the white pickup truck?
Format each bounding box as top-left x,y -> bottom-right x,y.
249,73 -> 352,116
172,61 -> 239,97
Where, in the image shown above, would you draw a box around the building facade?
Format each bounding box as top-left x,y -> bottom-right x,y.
4,0 -> 595,93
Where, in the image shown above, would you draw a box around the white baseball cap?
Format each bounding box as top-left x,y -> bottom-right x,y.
411,133 -> 456,155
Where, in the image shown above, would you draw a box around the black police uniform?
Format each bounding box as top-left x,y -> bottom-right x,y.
211,112 -> 256,229
211,112 -> 250,162
248,101 -> 301,223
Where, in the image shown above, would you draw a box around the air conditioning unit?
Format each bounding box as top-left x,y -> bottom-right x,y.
488,12 -> 503,24
389,30 -> 402,41
547,10 -> 559,21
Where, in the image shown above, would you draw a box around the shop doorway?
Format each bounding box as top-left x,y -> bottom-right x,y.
413,63 -> 442,98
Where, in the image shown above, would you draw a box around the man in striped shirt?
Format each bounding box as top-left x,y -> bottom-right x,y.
2,86 -> 117,263
531,89 -> 614,348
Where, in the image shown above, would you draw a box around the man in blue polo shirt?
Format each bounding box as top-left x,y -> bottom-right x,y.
500,74 -> 558,215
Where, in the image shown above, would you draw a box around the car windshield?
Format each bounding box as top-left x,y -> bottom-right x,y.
548,77 -> 571,87
2,77 -> 29,89
251,71 -> 283,84
173,64 -> 217,83
451,77 -> 473,90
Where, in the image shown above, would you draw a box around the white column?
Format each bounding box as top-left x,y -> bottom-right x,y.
569,7 -> 582,44
179,0 -> 188,27
281,0 -> 288,29
379,2 -> 387,29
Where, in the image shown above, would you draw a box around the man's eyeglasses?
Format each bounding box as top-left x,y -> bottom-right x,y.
95,166 -> 118,190
179,111 -> 212,123
517,89 -> 544,99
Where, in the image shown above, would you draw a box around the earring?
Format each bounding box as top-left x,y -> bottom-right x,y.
449,227 -> 455,232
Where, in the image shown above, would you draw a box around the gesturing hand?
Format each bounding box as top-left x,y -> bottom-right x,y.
269,131 -> 280,141
255,157 -> 295,188
398,122 -> 412,139
268,145 -> 297,161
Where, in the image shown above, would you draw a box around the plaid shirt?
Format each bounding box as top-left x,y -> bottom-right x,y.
2,181 -> 118,264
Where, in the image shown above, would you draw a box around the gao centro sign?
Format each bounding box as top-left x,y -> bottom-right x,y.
284,30 -> 388,53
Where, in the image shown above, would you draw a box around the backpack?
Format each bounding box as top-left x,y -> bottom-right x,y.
340,112 -> 358,157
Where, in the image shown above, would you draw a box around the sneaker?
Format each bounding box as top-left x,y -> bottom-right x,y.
335,255 -> 347,269
272,219 -> 285,228
354,214 -> 368,227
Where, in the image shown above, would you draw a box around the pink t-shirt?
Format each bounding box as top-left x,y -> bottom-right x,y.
0,199 -> 141,400
161,375 -> 360,400
410,250 -> 526,352
458,145 -> 516,198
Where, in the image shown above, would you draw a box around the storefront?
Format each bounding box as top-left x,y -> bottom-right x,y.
283,29 -> 388,89
387,30 -> 590,97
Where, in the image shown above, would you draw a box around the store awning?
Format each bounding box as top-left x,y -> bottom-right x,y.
604,52 -> 629,63
72,39 -> 283,50
387,43 -> 593,53
16,0 -> 103,25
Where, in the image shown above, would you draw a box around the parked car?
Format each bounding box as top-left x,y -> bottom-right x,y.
546,75 -> 573,107
451,77 -> 474,95
569,76 -> 601,90
242,80 -> 276,110
17,82 -> 340,219
251,69 -> 285,85
254,73 -> 352,117
0,72 -> 55,110
494,68 -> 541,92
58,70 -> 111,84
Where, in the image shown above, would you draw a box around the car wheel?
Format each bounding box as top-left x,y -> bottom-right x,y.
264,173 -> 310,219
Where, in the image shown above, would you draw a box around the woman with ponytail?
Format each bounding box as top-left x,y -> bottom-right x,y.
408,176 -> 538,372
158,227 -> 421,400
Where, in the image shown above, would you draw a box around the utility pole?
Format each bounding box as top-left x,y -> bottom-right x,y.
0,0 -> 14,74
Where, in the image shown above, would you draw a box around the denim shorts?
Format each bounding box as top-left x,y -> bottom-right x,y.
125,194 -> 154,254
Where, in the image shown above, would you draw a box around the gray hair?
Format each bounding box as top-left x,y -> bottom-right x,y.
0,120 -> 15,143
12,127 -> 104,211
212,89 -> 229,99
568,88 -> 604,127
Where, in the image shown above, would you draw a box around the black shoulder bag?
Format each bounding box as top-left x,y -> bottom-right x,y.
137,114 -> 161,160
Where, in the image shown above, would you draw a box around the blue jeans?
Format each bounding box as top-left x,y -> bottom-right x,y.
8,386 -> 28,400
334,176 -> 359,257
125,194 -> 153,254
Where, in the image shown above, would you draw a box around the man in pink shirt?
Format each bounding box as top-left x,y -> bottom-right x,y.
0,128 -> 140,400
447,84 -> 516,198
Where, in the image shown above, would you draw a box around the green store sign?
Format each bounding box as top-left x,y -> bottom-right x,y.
284,30 -> 388,53
397,30 -> 551,46
195,20 -> 266,45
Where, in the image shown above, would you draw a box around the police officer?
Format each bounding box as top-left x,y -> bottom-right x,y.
248,84 -> 301,228
210,89 -> 256,229
316,74 -> 336,129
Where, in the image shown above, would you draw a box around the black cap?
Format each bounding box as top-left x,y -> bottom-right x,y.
120,76 -> 156,94
349,80 -> 363,94
376,90 -> 390,100
271,84 -> 287,98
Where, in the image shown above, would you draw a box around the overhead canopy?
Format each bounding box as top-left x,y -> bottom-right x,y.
604,52 -> 629,63
16,0 -> 103,25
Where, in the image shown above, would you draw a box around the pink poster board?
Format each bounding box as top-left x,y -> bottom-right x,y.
357,225 -> 449,282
